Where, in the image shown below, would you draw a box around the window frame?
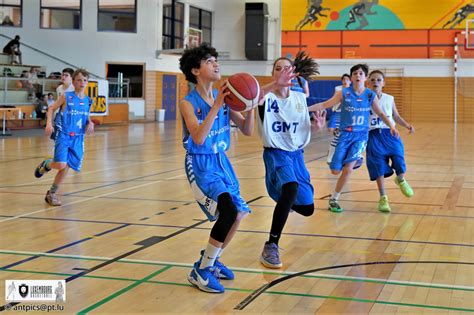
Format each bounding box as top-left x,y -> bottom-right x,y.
97,0 -> 138,33
39,0 -> 82,30
0,0 -> 23,28
189,5 -> 212,44
162,1 -> 184,50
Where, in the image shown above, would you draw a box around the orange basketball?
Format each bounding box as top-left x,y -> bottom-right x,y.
224,73 -> 260,112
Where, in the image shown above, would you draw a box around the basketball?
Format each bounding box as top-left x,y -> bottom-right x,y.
224,73 -> 260,112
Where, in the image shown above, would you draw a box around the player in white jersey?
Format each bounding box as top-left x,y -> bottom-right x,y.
56,68 -> 75,97
327,73 -> 351,164
258,57 -> 326,268
367,70 -> 415,212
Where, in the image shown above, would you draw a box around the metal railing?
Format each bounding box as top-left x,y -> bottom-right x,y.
107,78 -> 130,99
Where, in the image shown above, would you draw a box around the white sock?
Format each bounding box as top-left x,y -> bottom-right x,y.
217,247 -> 224,259
331,191 -> 341,200
397,175 -> 405,182
200,243 -> 221,269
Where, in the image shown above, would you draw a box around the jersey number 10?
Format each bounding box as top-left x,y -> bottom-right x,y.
351,116 -> 364,126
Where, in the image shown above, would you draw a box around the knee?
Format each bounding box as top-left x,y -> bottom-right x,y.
292,204 -> 314,217
56,163 -> 68,170
331,169 -> 341,175
217,193 -> 238,224
281,182 -> 298,199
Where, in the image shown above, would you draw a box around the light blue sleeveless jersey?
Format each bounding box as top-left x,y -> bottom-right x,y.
59,91 -> 91,136
182,89 -> 231,154
340,86 -> 375,132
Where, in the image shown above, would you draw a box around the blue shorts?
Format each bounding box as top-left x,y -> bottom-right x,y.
366,128 -> 406,181
54,133 -> 85,172
330,131 -> 368,171
263,148 -> 314,206
185,152 -> 250,222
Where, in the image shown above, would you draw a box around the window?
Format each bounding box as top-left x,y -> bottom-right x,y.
106,63 -> 144,98
189,6 -> 212,44
98,0 -> 137,33
0,0 -> 22,27
40,0 -> 81,30
162,0 -> 184,50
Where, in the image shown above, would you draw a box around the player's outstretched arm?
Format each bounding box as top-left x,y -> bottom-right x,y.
259,66 -> 297,103
307,90 -> 342,112
392,101 -> 414,133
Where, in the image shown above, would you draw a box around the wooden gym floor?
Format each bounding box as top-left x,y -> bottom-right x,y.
0,121 -> 473,314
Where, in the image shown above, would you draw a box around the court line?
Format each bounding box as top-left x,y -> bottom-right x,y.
0,219 -> 208,312
2,250 -> 474,293
2,213 -> 474,248
77,265 -> 173,314
0,224 -> 130,269
234,260 -> 474,311
3,268 -> 474,313
0,149 -> 260,191
0,172 -> 186,224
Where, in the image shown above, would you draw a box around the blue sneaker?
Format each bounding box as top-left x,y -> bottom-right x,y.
34,159 -> 51,178
188,262 -> 225,293
198,250 -> 234,280
353,157 -> 364,170
214,259 -> 235,280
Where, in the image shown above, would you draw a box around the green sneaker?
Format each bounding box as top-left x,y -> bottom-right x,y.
395,178 -> 414,198
378,195 -> 391,213
328,199 -> 343,213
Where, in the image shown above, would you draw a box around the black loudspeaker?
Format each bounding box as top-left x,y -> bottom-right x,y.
245,2 -> 268,60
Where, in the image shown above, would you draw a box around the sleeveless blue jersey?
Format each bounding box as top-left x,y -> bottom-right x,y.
340,86 -> 375,132
58,91 -> 91,136
182,89 -> 231,154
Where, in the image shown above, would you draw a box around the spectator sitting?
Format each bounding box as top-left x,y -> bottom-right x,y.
2,35 -> 22,64
47,93 -> 55,106
35,95 -> 49,120
21,68 -> 41,101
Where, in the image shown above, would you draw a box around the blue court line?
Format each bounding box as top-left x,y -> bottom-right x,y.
0,223 -> 129,270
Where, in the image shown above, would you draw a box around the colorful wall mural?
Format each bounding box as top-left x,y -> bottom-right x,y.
283,0 -> 474,31
281,0 -> 474,59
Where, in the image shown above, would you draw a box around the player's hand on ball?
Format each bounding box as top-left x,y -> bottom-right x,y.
214,82 -> 230,109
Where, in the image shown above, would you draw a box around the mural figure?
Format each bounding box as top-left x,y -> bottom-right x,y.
345,0 -> 379,30
443,1 -> 474,29
295,0 -> 331,30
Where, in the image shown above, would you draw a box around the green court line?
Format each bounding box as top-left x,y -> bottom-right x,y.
2,268 -> 474,313
2,251 -> 474,293
77,265 -> 172,314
